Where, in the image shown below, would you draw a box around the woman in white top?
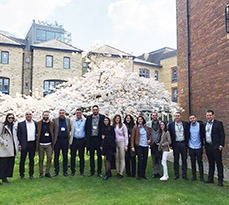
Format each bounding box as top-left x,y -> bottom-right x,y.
113,114 -> 128,178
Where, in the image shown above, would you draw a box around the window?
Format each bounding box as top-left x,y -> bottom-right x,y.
63,57 -> 70,69
171,67 -> 178,82
172,88 -> 178,102
0,77 -> 10,94
1,51 -> 9,64
36,29 -> 46,41
43,80 -> 66,96
226,4 -> 229,33
154,70 -> 159,81
46,31 -> 55,41
139,68 -> 150,78
46,55 -> 53,67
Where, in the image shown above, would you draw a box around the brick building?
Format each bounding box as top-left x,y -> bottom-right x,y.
176,0 -> 229,160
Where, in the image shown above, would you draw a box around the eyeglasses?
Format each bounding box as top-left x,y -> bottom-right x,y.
26,113 -> 32,116
8,117 -> 14,120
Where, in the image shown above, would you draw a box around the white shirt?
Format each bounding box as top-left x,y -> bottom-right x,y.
175,122 -> 184,141
26,120 -> 36,141
205,120 -> 214,144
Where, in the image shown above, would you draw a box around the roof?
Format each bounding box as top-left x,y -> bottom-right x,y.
89,45 -> 133,58
31,39 -> 82,53
138,47 -> 177,64
0,33 -> 25,48
133,58 -> 161,68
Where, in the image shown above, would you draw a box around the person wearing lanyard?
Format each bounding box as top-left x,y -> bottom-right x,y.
53,109 -> 71,177
36,111 -> 54,178
204,110 -> 225,187
168,112 -> 189,180
69,108 -> 86,176
85,105 -> 105,177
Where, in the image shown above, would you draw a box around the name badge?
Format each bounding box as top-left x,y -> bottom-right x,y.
45,133 -> 49,137
61,127 -> 66,131
76,128 -> 80,132
93,126 -> 97,130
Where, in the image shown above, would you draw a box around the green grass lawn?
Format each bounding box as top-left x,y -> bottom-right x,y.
0,155 -> 228,205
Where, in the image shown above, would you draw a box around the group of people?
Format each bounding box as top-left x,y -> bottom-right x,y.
0,106 -> 225,187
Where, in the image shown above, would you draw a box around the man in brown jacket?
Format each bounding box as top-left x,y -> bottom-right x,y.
36,111 -> 54,178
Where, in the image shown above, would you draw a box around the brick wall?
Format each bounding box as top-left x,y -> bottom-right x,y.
0,45 -> 23,96
177,0 -> 229,162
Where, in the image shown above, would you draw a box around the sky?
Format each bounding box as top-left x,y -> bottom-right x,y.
0,0 -> 177,56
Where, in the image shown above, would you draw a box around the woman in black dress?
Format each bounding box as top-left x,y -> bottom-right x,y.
124,114 -> 136,177
100,117 -> 116,180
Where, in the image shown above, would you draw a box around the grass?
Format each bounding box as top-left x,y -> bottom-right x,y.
0,155 -> 228,205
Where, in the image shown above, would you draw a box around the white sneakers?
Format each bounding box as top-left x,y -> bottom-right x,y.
160,176 -> 169,181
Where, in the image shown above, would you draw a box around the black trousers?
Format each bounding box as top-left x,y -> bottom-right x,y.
205,144 -> 224,182
136,146 -> 148,178
125,146 -> 136,177
173,141 -> 187,178
0,157 -> 15,179
89,136 -> 102,175
70,138 -> 85,174
54,138 -> 68,174
19,141 -> 36,177
189,147 -> 204,179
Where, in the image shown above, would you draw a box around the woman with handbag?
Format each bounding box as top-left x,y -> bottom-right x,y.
158,121 -> 171,181
0,113 -> 19,184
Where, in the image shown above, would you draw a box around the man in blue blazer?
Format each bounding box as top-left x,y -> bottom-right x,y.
17,111 -> 37,179
204,110 -> 225,186
168,112 -> 189,180
85,105 -> 105,177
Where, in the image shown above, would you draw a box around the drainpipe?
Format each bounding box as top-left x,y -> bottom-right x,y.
21,52 -> 25,95
30,49 -> 33,96
186,0 -> 192,115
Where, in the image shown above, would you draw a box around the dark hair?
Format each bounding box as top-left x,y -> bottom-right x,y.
4,113 -> 15,125
103,117 -> 111,126
76,108 -> 82,112
136,116 -> 146,125
124,114 -> 135,128
159,121 -> 168,133
189,113 -> 196,117
113,114 -> 123,128
42,110 -> 50,115
175,111 -> 182,115
92,105 -> 99,109
206,110 -> 214,115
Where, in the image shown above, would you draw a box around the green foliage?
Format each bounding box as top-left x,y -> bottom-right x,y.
0,156 -> 228,205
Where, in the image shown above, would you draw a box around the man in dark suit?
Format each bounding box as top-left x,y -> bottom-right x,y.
204,110 -> 225,186
17,111 -> 37,179
85,105 -> 105,177
188,114 -> 205,182
53,109 -> 71,177
168,112 -> 189,180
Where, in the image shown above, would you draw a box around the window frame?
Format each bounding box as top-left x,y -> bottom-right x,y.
63,57 -> 70,69
1,51 -> 9,64
0,77 -> 10,94
46,55 -> 53,68
171,67 -> 178,82
43,80 -> 66,96
172,87 -> 178,102
154,70 -> 159,81
226,4 -> 229,33
139,68 -> 150,78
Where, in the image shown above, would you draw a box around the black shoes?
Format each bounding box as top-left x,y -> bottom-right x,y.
45,173 -> 52,178
103,175 -> 109,180
53,173 -> 59,177
153,173 -> 161,178
20,175 -> 25,180
190,176 -> 196,181
88,173 -> 94,177
2,178 -> 9,183
29,175 -> 34,179
71,172 -> 75,176
98,173 -> 103,178
142,176 -> 148,180
182,176 -> 188,180
173,176 -> 179,180
39,173 -> 43,178
218,182 -> 224,187
63,172 -> 68,177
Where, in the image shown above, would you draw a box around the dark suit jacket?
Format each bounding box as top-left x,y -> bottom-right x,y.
85,113 -> 105,149
205,119 -> 225,149
53,117 -> 71,145
188,121 -> 205,148
168,121 -> 189,149
17,120 -> 37,150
